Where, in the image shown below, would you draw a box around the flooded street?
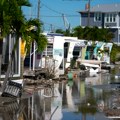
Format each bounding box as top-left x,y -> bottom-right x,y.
0,66 -> 120,120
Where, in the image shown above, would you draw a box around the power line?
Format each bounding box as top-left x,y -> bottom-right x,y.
43,22 -> 64,29
62,0 -> 92,26
24,14 -> 80,17
63,0 -> 88,2
27,0 -> 81,31
41,15 -> 79,17
41,2 -> 63,15
41,1 -> 75,16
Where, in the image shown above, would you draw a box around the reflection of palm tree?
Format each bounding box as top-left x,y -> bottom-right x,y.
78,104 -> 97,115
78,103 -> 97,120
77,87 -> 98,120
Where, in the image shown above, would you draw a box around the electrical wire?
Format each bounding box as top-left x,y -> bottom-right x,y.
43,22 -> 64,29
24,0 -> 81,31
24,14 -> 80,17
41,1 -> 64,15
41,1 -> 79,16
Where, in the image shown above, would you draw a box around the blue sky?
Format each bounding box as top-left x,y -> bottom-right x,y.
23,0 -> 120,32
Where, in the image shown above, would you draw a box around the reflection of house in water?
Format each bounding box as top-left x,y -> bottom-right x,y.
103,89 -> 120,119
80,80 -> 86,99
26,92 -> 45,120
0,98 -> 20,119
66,81 -> 76,111
73,78 -> 86,101
44,83 -> 63,120
85,74 -> 102,86
44,97 -> 51,120
51,84 -> 63,120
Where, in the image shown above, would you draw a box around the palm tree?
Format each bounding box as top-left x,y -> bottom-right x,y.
82,26 -> 91,40
72,26 -> 84,39
55,29 -> 65,35
72,26 -> 114,42
22,18 -> 47,53
90,27 -> 100,42
99,28 -> 114,42
1,0 -> 47,92
0,0 -> 28,90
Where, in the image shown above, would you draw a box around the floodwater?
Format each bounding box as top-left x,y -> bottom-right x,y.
0,66 -> 120,120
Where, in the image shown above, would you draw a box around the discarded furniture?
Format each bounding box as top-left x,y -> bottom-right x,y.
1,80 -> 23,98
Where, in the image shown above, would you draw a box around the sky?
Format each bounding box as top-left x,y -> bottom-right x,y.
23,0 -> 120,32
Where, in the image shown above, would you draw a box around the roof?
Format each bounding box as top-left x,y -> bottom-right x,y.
79,3 -> 120,13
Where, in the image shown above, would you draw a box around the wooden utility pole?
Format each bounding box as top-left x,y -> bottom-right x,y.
63,0 -> 91,26
37,0 -> 40,19
87,0 -> 91,26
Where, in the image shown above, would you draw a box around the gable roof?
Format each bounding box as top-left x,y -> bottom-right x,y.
79,3 -> 120,13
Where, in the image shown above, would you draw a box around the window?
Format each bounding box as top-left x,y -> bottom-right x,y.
113,14 -> 116,22
110,14 -> 112,22
72,46 -> 81,60
105,13 -> 116,23
106,14 -> 109,22
42,43 -> 53,57
64,42 -> 69,58
94,12 -> 102,22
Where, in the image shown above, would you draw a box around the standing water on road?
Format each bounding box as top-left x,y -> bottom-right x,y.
0,66 -> 120,120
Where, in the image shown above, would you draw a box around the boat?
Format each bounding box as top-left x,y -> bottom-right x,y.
77,59 -> 101,70
80,62 -> 101,76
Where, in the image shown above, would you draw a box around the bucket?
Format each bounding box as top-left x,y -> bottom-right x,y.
67,72 -> 73,80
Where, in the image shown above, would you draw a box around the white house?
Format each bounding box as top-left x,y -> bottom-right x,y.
35,33 -> 87,77
0,34 -> 21,79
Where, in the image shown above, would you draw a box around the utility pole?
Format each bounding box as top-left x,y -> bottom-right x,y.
63,0 -> 91,26
37,0 -> 40,19
87,0 -> 91,27
33,0 -> 40,70
50,24 -> 54,32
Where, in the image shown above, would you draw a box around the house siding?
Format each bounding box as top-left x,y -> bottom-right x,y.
81,13 -> 102,27
80,11 -> 120,44
105,23 -> 117,28
81,13 -> 89,26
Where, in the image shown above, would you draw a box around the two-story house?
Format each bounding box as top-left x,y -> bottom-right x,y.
79,3 -> 120,44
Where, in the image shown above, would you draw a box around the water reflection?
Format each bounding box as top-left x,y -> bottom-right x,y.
0,72 -> 119,120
